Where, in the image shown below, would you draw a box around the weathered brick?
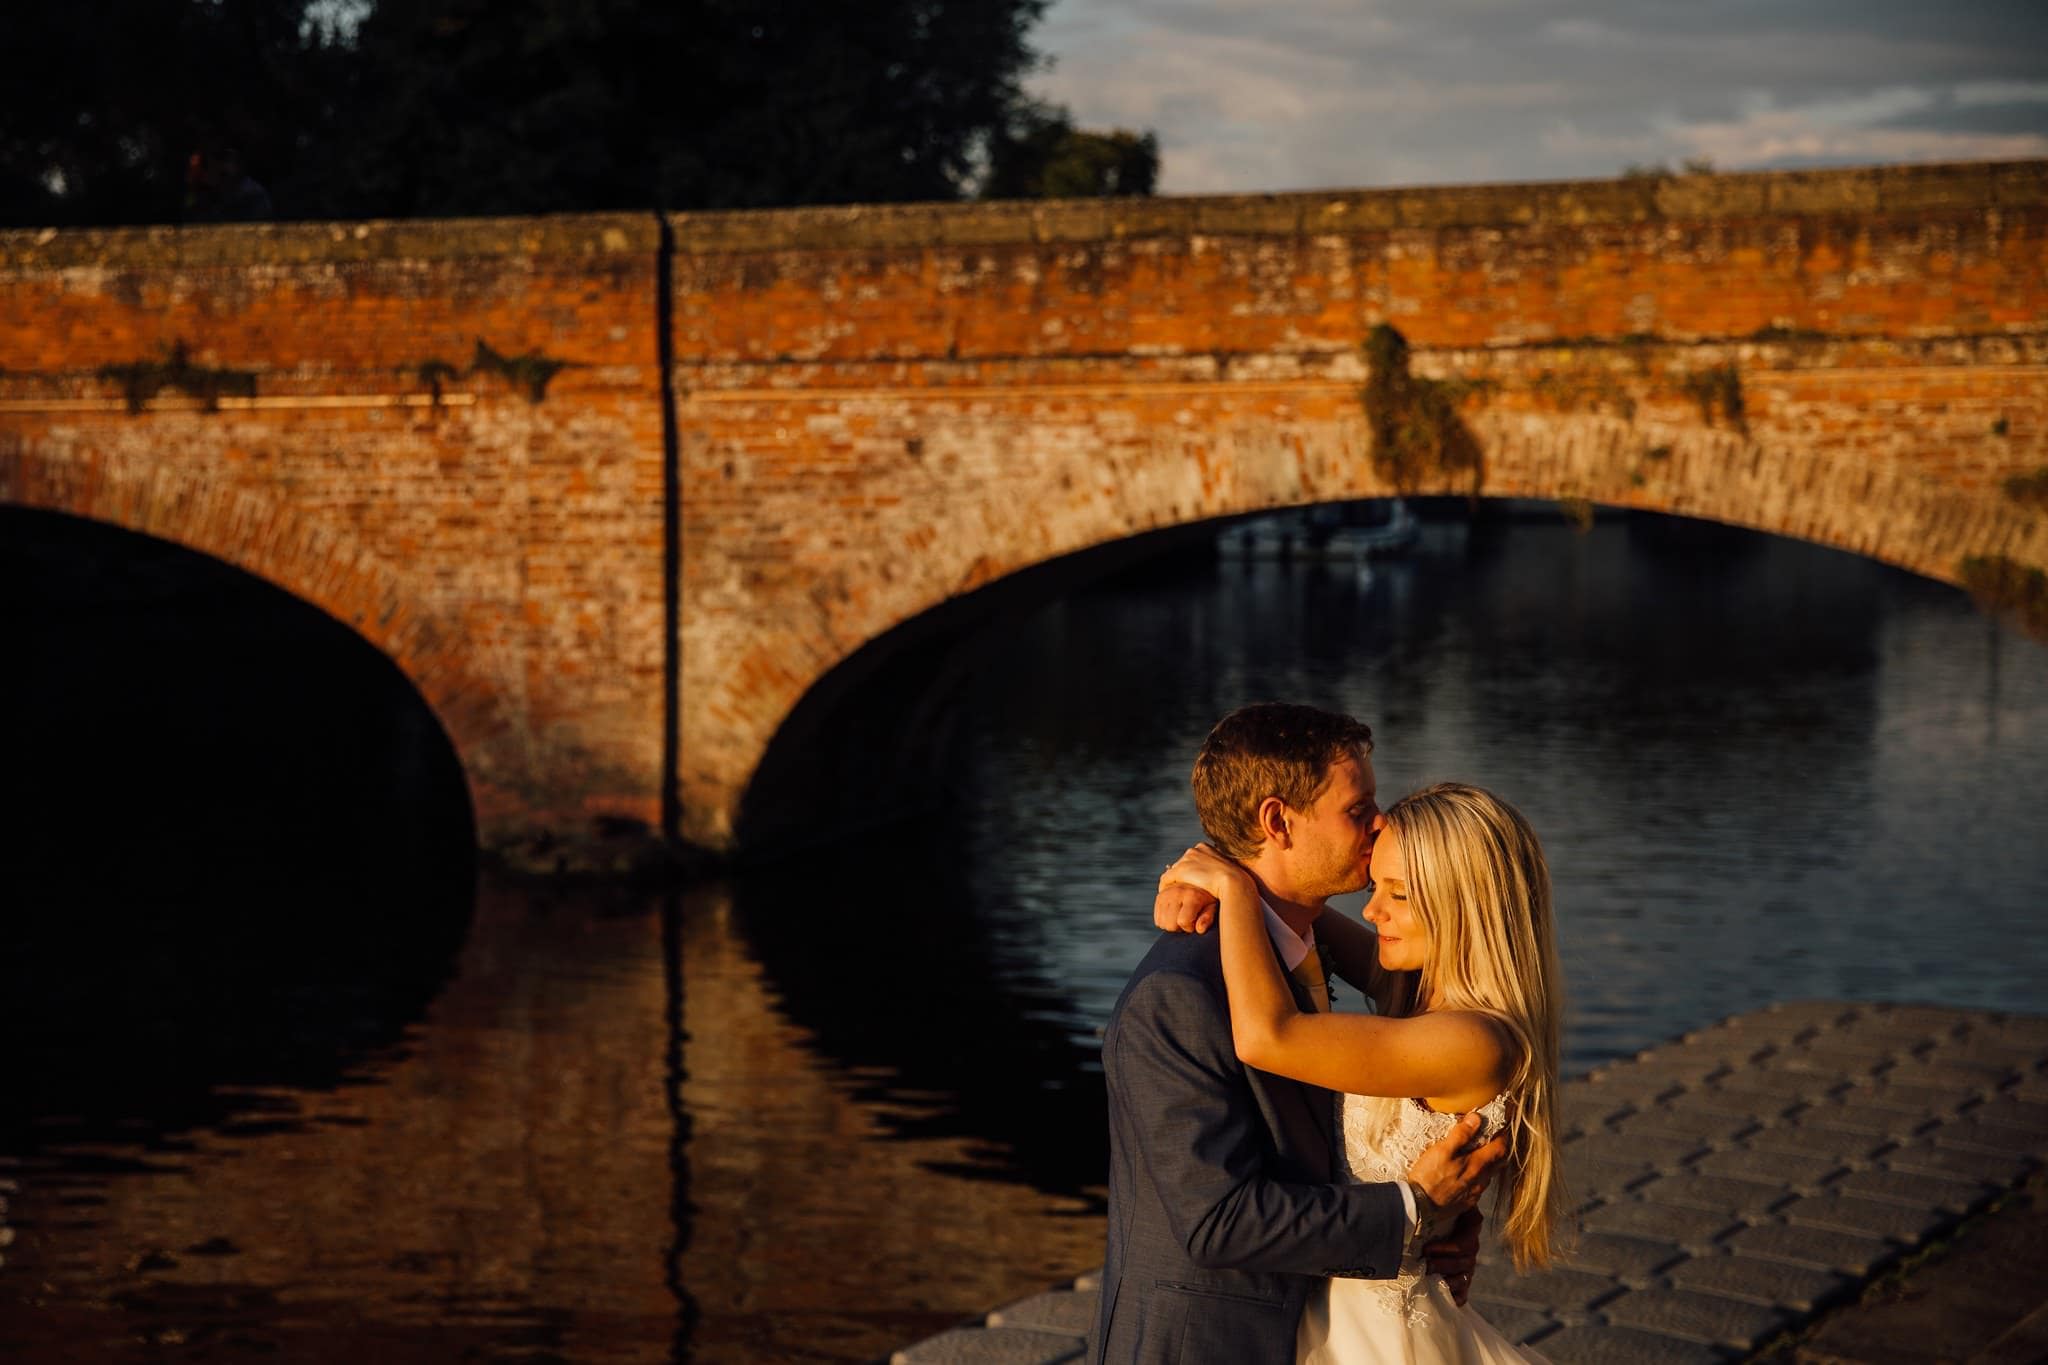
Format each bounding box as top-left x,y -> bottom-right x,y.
5,159 -> 2045,858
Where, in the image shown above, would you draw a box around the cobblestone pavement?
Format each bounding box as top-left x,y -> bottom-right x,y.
1760,1170 -> 2048,1364
886,1002 -> 2048,1365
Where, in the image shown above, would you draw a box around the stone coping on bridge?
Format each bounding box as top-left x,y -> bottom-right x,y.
887,1001 -> 2048,1365
669,159 -> 2048,256
0,211 -> 661,269
5,159 -> 2041,271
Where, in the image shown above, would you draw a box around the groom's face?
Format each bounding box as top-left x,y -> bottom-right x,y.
1283,750 -> 1383,901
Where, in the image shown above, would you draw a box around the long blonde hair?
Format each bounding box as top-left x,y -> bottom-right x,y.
1386,782 -> 1565,1270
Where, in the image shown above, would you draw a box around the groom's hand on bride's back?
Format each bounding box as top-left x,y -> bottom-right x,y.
1409,1112 -> 1507,1306
1407,1110 -> 1509,1217
1154,882 -> 1217,934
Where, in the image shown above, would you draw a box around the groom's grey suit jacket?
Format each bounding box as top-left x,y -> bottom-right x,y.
1087,929 -> 1408,1365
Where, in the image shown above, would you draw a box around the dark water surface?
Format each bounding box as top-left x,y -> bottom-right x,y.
3,507 -> 2044,1363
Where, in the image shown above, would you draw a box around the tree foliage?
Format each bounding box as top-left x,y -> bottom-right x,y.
982,106 -> 1158,200
2,0 -> 1155,226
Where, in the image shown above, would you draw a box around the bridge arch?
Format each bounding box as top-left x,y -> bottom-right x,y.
0,431 -> 511,835
706,401 -> 2048,849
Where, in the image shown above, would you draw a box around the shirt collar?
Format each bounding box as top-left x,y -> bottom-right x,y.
1261,897 -> 1316,971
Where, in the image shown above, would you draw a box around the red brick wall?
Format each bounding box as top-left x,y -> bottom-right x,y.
0,217 -> 669,859
4,161 -> 2044,856
672,161 -> 2047,848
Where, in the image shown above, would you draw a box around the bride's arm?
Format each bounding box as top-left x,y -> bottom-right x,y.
1164,846 -> 1510,1102
1154,876 -> 1416,1017
1314,911 -> 1419,1017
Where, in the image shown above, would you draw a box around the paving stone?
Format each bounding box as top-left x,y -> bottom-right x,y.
1567,1156 -> 1660,1200
1661,1033 -> 1771,1068
1606,1100 -> 1765,1143
1556,1090 -> 1636,1134
1829,1165 -> 1998,1215
1671,1080 -> 1802,1113
1567,1129 -> 1711,1176
1576,1070 -> 1686,1107
1934,1034 -> 2048,1072
1838,1079 -> 1980,1119
1703,1064 -> 1851,1113
1558,1232 -> 1689,1281
1796,1099 -> 1941,1142
1464,1298 -> 1556,1346
1984,1013 -> 2048,1048
986,1290 -> 1097,1335
1780,1190 -> 1947,1244
1756,1047 -> 1893,1082
1782,1036 -> 1910,1064
1859,1004 -> 1976,1032
1666,1252 -> 1854,1310
1534,1323 -> 1733,1364
1475,1264 -> 1623,1312
1722,1221 -> 1899,1275
1693,1144 -> 1845,1190
1635,1170 -> 1794,1218
1884,1057 -> 2025,1090
1600,1286 -> 1796,1349
1971,1095 -> 2048,1134
1933,1112 -> 2048,1160
1742,1118 -> 1892,1165
1755,1001 -> 1859,1031
1881,1137 -> 2033,1185
892,1326 -> 1084,1365
1582,1198 -> 1744,1249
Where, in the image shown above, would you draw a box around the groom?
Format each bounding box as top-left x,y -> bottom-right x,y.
1088,703 -> 1505,1365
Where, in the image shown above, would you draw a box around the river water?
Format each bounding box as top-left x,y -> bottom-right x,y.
2,507 -> 2044,1362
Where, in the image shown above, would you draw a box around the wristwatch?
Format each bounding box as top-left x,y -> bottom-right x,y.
1405,1181 -> 1440,1254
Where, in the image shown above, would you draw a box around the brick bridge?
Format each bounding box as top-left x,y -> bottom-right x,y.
3,160 -> 2044,862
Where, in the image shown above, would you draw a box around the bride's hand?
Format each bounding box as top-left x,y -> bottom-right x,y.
1154,880 -> 1217,934
1158,844 -> 1255,908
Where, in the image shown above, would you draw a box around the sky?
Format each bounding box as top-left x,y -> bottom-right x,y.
1027,0 -> 2048,194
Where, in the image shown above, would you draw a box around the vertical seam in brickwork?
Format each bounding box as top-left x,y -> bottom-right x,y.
658,213 -> 682,844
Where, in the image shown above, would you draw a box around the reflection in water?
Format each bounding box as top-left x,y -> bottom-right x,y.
679,883 -> 1103,1362
5,507 -> 2046,1362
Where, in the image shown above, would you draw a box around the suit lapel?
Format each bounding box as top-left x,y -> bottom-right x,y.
1254,931 -> 1338,1180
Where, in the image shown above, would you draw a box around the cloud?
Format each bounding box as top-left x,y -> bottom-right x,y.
1029,0 -> 2048,191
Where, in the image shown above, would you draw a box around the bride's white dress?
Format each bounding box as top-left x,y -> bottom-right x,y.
1298,1092 -> 1548,1365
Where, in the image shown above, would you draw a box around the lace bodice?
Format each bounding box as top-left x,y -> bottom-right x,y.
1336,1091 -> 1512,1321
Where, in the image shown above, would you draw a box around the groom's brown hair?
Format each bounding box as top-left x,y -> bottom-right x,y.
1191,702 -> 1374,859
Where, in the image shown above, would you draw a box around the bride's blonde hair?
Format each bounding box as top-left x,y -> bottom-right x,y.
1386,782 -> 1565,1270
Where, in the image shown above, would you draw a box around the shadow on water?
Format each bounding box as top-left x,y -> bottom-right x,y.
725,829 -> 1111,1202
0,506 -> 477,1157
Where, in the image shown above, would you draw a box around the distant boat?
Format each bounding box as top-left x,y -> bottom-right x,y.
1216,498 -> 1420,562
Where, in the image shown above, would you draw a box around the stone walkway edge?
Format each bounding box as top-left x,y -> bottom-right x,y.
886,1001 -> 2048,1365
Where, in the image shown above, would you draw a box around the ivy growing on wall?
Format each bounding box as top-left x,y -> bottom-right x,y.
1360,323 -> 1488,495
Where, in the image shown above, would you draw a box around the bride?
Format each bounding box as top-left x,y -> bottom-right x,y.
1162,782 -> 1564,1364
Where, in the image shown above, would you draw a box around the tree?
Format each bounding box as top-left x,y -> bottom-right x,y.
2,0 -> 1156,225
981,105 -> 1158,200
1,0 -> 349,226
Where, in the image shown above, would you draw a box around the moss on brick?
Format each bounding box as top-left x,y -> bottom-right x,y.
470,340 -> 570,403
97,340 -> 256,413
1959,555 -> 2048,639
2003,468 -> 2048,511
1361,323 -> 1489,495
1678,363 -> 1747,433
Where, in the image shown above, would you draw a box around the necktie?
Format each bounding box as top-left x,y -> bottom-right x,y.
1291,950 -> 1330,1013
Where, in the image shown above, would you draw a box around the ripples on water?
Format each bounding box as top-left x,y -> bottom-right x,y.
939,513 -> 2048,1074
3,506 -> 2044,1363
